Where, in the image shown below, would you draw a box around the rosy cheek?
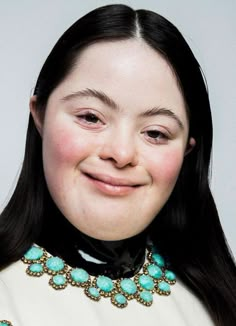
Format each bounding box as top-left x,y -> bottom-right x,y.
151,148 -> 184,185
44,126 -> 89,166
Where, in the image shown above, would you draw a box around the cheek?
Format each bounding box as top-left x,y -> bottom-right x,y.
150,148 -> 184,186
43,126 -> 88,167
42,123 -> 92,200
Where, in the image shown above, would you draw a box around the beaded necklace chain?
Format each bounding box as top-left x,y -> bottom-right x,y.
22,245 -> 176,308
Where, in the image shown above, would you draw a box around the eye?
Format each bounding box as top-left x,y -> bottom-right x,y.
143,129 -> 169,144
78,113 -> 100,123
76,111 -> 104,128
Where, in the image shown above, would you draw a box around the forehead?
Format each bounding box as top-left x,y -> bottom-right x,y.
75,39 -> 178,91
50,39 -> 187,123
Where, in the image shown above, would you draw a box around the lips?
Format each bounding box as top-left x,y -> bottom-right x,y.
82,172 -> 142,196
83,172 -> 140,187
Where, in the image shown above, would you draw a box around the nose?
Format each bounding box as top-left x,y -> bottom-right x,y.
98,129 -> 138,168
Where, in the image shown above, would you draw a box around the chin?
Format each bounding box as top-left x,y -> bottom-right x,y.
81,227 -> 146,241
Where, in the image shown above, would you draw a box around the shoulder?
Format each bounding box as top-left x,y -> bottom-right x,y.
0,258 -> 103,325
171,278 -> 214,325
0,261 -> 22,324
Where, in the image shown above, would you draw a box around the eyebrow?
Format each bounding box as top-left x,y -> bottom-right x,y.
61,88 -> 119,110
140,107 -> 184,130
61,88 -> 184,130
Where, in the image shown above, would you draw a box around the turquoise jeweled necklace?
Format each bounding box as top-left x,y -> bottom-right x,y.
0,321 -> 13,326
22,245 -> 176,308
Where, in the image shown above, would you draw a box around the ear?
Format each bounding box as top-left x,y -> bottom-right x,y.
29,95 -> 44,137
185,137 -> 196,156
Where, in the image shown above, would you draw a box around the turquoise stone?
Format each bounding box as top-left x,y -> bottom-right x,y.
53,275 -> 66,286
147,264 -> 163,279
158,281 -> 170,292
152,253 -> 165,267
140,291 -> 153,303
71,268 -> 89,283
46,257 -> 64,272
114,293 -> 127,305
88,287 -> 100,298
120,279 -> 137,295
96,275 -> 114,292
165,270 -> 176,281
138,275 -> 154,290
29,263 -> 43,273
0,323 -> 11,326
24,246 -> 43,260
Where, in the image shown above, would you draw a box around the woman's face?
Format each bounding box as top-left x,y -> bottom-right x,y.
31,39 -> 194,240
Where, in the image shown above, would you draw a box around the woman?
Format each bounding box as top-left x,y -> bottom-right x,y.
0,4 -> 235,326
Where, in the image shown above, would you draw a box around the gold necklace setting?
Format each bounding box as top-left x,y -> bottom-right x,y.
22,245 -> 176,308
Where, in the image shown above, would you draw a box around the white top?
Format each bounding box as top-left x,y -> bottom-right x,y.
0,258 -> 215,326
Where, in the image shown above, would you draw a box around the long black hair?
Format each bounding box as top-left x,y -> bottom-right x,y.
0,4 -> 235,325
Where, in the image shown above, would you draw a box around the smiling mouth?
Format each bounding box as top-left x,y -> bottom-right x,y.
83,172 -> 141,196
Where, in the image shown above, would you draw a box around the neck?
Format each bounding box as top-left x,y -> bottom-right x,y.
37,211 -> 148,279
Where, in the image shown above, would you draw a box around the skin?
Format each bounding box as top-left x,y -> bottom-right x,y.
30,39 -> 195,241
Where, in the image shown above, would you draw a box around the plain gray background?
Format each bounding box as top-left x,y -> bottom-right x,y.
0,0 -> 235,256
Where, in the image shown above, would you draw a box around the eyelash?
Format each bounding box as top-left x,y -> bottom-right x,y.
76,111 -> 170,144
76,112 -> 104,127
143,130 -> 169,144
